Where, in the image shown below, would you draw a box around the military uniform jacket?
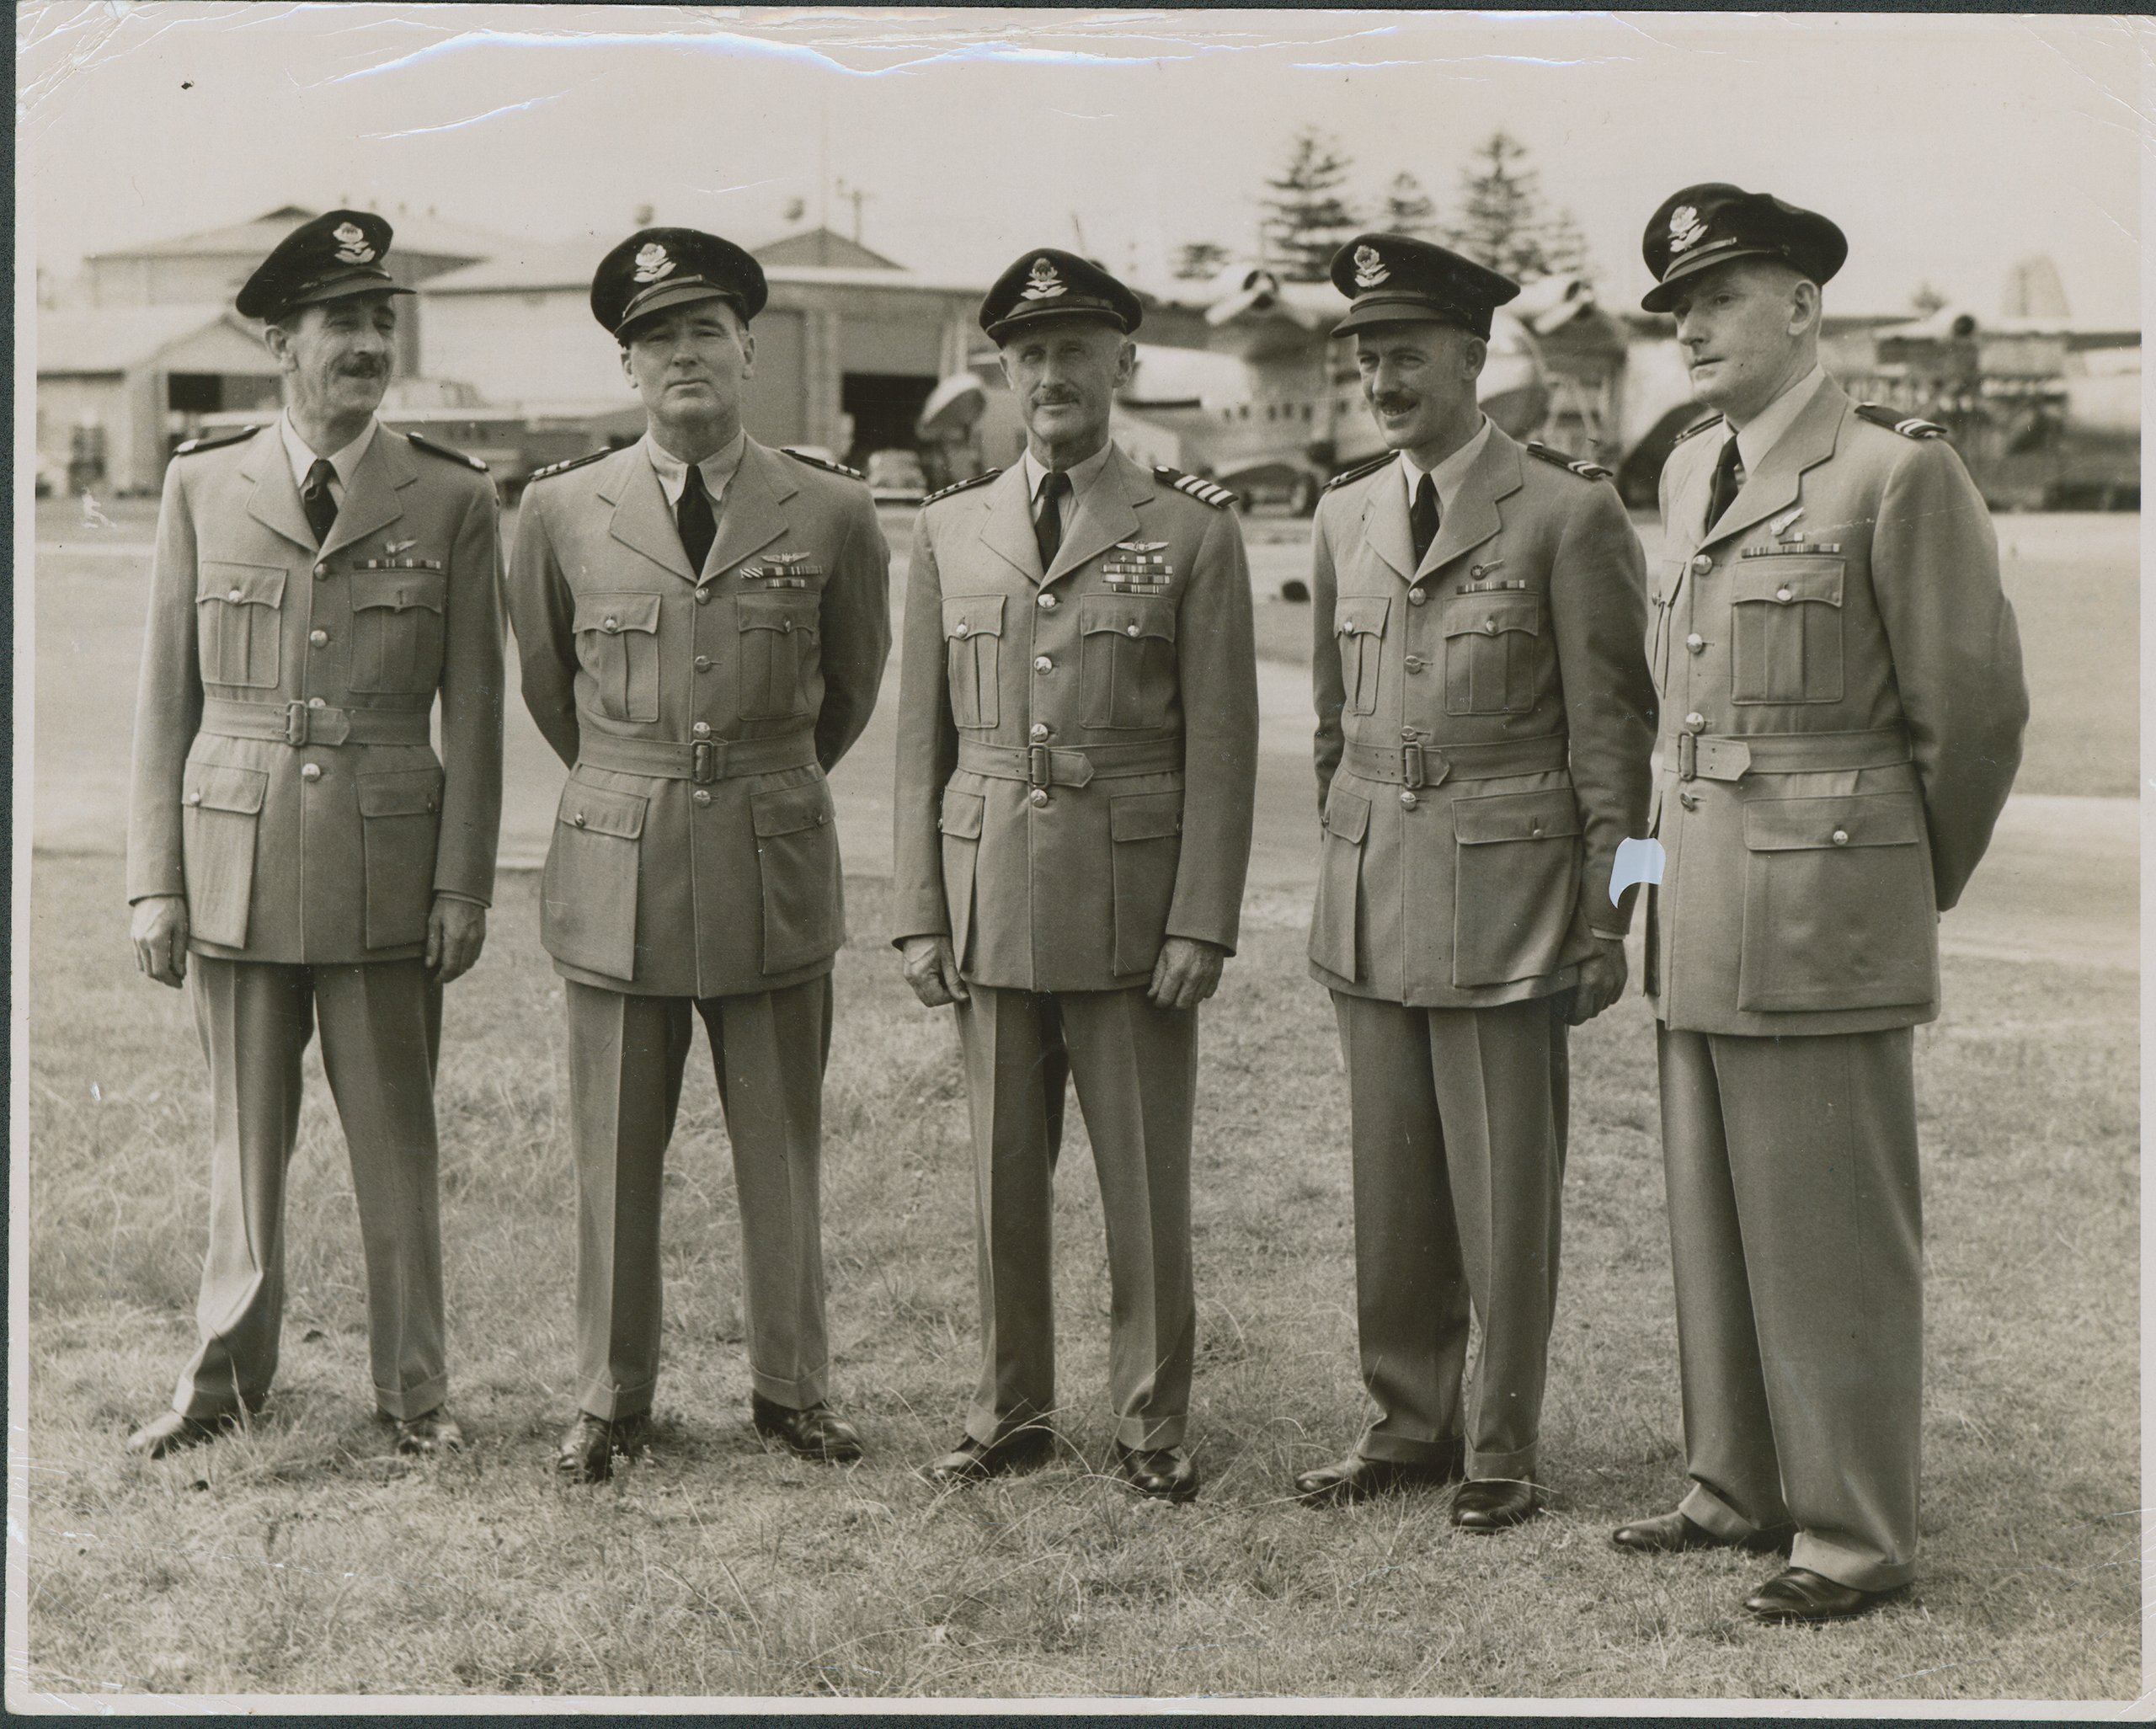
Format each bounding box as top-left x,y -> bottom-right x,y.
891,446 -> 1259,992
508,437 -> 889,999
1310,428 -> 1655,1007
1646,380 -> 2027,1036
125,424 -> 504,963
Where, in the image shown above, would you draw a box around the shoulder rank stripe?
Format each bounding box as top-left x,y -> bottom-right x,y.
405,430 -> 488,472
173,424 -> 261,457
782,446 -> 865,480
1854,403 -> 1948,440
526,448 -> 611,484
921,467 -> 1001,506
1524,440 -> 1614,482
1322,453 -> 1393,494
1154,466 -> 1236,510
1670,414 -> 1725,448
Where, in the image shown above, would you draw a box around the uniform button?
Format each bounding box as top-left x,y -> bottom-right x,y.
1028,788 -> 1050,808
602,616 -> 619,632
1038,593 -> 1058,611
1400,790 -> 1419,809
692,720 -> 711,737
313,564 -> 328,579
1692,554 -> 1713,574
817,813 -> 830,826
1484,619 -> 1497,633
307,696 -> 325,708
1407,587 -> 1428,606
1029,723 -> 1049,741
693,790 -> 712,807
954,621 -> 970,638
695,655 -> 712,671
1403,655 -> 1425,673
300,763 -> 323,782
1685,632 -> 1705,654
1034,655 -> 1053,673
1832,829 -> 1850,846
695,587 -> 712,605
227,587 -> 243,602
1776,587 -> 1792,603
1679,791 -> 1700,811
1126,623 -> 1140,638
185,791 -> 202,805
1529,820 -> 1544,835
1684,712 -> 1705,733
309,629 -> 328,647
572,811 -> 586,826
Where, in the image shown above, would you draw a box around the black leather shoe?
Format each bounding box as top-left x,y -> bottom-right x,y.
920,1427 -> 1053,1487
1612,1508 -> 1795,1556
1294,1450 -> 1463,1507
1111,1442 -> 1199,1503
1742,1566 -> 1890,1622
1451,1477 -> 1540,1532
126,1409 -> 238,1459
751,1393 -> 862,1463
385,1406 -> 465,1455
554,1411 -> 653,1483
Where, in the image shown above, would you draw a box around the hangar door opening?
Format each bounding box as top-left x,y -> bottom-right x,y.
841,372 -> 937,467
838,308 -> 948,466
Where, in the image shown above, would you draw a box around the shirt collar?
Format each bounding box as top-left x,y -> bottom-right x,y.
1731,365 -> 1828,476
1398,414 -> 1492,516
1022,439 -> 1116,504
643,429 -> 748,509
279,410 -> 377,494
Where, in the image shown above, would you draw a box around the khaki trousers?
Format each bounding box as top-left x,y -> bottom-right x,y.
953,985 -> 1198,1451
1658,1025 -> 1923,1593
1333,991 -> 1567,1482
564,974 -> 833,1421
175,957 -> 447,1421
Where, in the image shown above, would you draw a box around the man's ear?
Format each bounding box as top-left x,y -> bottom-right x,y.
1789,280 -> 1822,339
1113,338 -> 1139,388
1460,334 -> 1490,381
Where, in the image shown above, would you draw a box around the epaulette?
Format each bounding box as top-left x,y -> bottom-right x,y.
526,449 -> 611,485
405,430 -> 488,472
1524,440 -> 1613,482
921,468 -> 1001,506
173,425 -> 261,457
1322,453 -> 1394,494
782,447 -> 864,481
1155,466 -> 1237,510
1670,414 -> 1725,448
1854,403 -> 1948,440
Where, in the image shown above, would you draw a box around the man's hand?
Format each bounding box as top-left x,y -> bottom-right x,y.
900,934 -> 969,1007
1148,937 -> 1226,1011
1566,934 -> 1628,1026
131,895 -> 190,988
426,897 -> 487,985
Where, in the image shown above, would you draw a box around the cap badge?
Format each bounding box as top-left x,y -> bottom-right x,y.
331,221 -> 375,265
1668,205 -> 1706,256
632,243 -> 675,284
1020,256 -> 1066,301
1352,244 -> 1389,289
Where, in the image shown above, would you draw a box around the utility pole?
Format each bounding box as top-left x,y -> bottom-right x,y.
835,179 -> 872,246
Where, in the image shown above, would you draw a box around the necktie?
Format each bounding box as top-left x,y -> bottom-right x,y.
677,462 -> 716,574
1705,436 -> 1744,529
1035,469 -> 1071,572
1410,471 -> 1440,566
302,458 -> 339,547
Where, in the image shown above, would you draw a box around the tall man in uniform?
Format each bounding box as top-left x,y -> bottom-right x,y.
507,229 -> 889,1481
892,250 -> 1258,1502
1611,186 -> 2026,1618
125,211 -> 503,1457
1294,236 -> 1655,1529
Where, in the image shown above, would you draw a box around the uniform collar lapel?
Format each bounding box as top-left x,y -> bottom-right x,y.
317,427 -> 414,562
238,425 -> 321,555
1046,444 -> 1146,584
702,438 -> 793,579
1360,459 -> 1417,583
603,440 -> 696,581
979,463 -> 1043,582
1420,430 -> 1516,577
1704,382 -> 1846,548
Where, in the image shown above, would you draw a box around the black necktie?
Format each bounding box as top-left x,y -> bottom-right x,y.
1705,437 -> 1744,528
677,462 -> 716,574
1410,471 -> 1440,566
302,458 -> 339,547
1035,469 -> 1070,571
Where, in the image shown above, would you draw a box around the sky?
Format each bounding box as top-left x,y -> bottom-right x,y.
17,5 -> 2146,324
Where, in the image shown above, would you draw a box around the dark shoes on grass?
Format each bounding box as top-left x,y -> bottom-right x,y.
1451,1477 -> 1540,1532
386,1406 -> 465,1455
126,1409 -> 240,1459
1110,1442 -> 1199,1503
751,1394 -> 862,1463
1742,1566 -> 1892,1623
920,1427 -> 1054,1487
1293,1450 -> 1463,1507
555,1410 -> 655,1483
1611,1508 -> 1794,1556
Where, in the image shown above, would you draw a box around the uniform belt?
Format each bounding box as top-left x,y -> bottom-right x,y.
1674,726 -> 1911,783
576,730 -> 819,785
199,697 -> 431,748
1342,734 -> 1569,789
957,738 -> 1184,789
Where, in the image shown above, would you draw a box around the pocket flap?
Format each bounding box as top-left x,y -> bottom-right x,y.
739,591 -> 819,638
1453,787 -> 1582,845
572,591 -> 660,636
197,562 -> 286,609
1744,792 -> 1921,852
750,778 -> 835,838
1082,594 -> 1177,643
356,766 -> 444,818
1322,785 -> 1370,844
184,762 -> 269,814
1334,597 -> 1390,639
557,781 -> 648,840
1109,791 -> 1184,842
351,568 -> 447,615
1732,558 -> 1844,608
942,595 -> 1006,641
1444,596 -> 1541,640
939,786 -> 985,840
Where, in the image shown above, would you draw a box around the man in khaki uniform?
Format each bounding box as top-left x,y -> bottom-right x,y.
125,211 -> 503,1458
1611,185 -> 2027,1619
507,228 -> 889,1481
892,249 -> 1258,1502
1294,236 -> 1655,1529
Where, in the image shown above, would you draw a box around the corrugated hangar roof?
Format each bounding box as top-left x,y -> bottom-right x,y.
92,204 -> 512,264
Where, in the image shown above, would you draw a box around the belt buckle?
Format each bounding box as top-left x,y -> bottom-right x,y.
1400,744 -> 1425,791
1677,732 -> 1696,781
1027,744 -> 1053,789
691,740 -> 718,784
284,700 -> 311,747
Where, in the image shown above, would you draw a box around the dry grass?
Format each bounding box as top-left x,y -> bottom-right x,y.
20,851 -> 2137,1703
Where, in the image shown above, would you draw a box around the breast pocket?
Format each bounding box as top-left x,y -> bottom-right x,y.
1731,558 -> 1844,704
180,762 -> 269,947
349,568 -> 448,696
355,766 -> 443,950
573,592 -> 662,723
1451,787 -> 1582,987
541,779 -> 648,981
738,592 -> 820,722
1334,597 -> 1390,717
195,563 -> 286,690
943,595 -> 1005,730
1081,595 -> 1177,730
1444,596 -> 1542,716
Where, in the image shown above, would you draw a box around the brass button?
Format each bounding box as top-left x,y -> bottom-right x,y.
1684,712 -> 1705,733
1832,829 -> 1850,846
1404,655 -> 1425,674
185,791 -> 202,805
1038,593 -> 1058,611
817,813 -> 830,826
1678,791 -> 1700,810
227,587 -> 243,602
307,696 -> 325,709
1484,619 -> 1497,634
695,587 -> 712,605
1400,790 -> 1419,809
573,811 -> 586,826
300,763 -> 323,782
1126,623 -> 1140,638
1034,655 -> 1053,673
1529,821 -> 1544,835
313,564 -> 328,579
309,629 -> 328,647
1028,788 -> 1049,808
1776,587 -> 1792,603
954,621 -> 970,638
781,618 -> 793,633
1685,632 -> 1705,653
1407,587 -> 1428,606
693,790 -> 712,807
695,654 -> 712,671
1692,554 -> 1713,574
1029,723 -> 1049,741
692,720 -> 712,737
602,616 -> 619,632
